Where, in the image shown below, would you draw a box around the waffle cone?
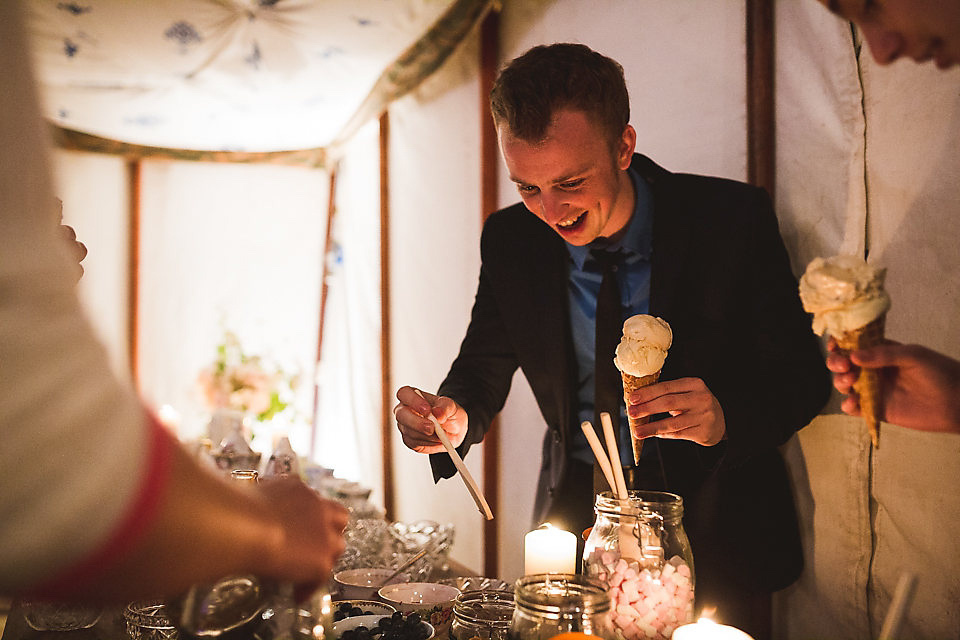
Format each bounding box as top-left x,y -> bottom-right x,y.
621,370 -> 661,464
834,315 -> 886,447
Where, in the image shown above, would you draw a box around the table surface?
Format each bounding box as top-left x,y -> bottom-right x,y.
1,560 -> 476,640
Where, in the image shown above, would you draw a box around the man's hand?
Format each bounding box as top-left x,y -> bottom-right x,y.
394,386 -> 468,454
827,339 -> 960,434
626,377 -> 726,446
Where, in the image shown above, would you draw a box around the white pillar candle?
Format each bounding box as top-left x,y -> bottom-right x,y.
524,524 -> 577,575
672,618 -> 754,640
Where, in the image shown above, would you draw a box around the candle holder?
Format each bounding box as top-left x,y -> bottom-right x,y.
582,491 -> 694,640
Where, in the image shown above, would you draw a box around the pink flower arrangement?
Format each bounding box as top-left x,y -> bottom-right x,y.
197,331 -> 294,421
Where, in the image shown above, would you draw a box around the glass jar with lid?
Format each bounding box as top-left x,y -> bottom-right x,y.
582,491 -> 694,640
509,574 -> 613,640
451,589 -> 514,640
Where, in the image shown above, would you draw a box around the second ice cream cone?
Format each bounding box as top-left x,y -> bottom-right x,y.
622,370 -> 660,464
799,255 -> 892,449
834,315 -> 886,448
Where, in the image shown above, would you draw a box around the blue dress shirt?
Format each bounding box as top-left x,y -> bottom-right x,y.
566,167 -> 653,467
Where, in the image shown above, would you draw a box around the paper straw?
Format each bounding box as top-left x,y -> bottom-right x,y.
581,420 -> 618,493
600,411 -> 629,499
878,572 -> 917,640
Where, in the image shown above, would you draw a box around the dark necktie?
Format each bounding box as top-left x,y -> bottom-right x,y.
592,249 -> 623,455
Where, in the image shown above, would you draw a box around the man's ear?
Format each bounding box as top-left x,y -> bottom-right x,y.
617,124 -> 637,170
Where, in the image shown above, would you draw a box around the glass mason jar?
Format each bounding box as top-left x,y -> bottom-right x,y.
509,574 -> 613,640
582,491 -> 695,640
451,589 -> 514,640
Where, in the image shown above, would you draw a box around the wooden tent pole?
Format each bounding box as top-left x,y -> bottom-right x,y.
311,166 -> 338,455
479,7 -> 500,580
747,0 -> 776,197
380,112 -> 396,521
127,159 -> 141,388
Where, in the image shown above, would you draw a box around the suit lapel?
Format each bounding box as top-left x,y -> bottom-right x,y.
634,154 -> 692,323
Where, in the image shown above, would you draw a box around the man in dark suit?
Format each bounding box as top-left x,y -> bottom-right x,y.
394,43 -> 830,638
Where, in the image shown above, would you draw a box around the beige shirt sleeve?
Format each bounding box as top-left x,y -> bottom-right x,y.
0,2 -> 154,593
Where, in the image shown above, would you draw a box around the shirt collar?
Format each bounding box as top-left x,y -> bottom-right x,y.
568,165 -> 653,270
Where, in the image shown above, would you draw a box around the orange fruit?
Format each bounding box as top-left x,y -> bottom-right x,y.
550,633 -> 595,640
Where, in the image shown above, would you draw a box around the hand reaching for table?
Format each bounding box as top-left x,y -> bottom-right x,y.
626,377 -> 726,446
394,386 -> 468,454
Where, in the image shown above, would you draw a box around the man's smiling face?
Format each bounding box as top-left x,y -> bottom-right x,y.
821,0 -> 960,68
498,108 -> 636,247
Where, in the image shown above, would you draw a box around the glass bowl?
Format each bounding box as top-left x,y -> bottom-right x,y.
123,600 -> 179,640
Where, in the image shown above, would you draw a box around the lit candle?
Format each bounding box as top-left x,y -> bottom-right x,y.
524,523 -> 577,575
672,618 -> 754,640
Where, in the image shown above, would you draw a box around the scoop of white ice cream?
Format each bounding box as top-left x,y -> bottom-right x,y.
613,315 -> 672,377
799,255 -> 891,336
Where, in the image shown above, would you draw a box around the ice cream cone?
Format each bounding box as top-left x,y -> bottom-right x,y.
834,314 -> 886,447
622,369 -> 660,464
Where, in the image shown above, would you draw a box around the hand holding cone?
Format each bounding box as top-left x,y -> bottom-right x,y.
799,255 -> 891,447
833,316 -> 886,447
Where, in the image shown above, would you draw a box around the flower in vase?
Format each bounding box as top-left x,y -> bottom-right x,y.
197,331 -> 295,423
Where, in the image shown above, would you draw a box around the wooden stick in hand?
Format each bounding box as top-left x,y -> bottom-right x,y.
413,389 -> 493,520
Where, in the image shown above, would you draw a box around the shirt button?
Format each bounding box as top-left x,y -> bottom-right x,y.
552,431 -> 561,443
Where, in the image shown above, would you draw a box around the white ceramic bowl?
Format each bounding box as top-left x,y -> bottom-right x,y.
377,582 -> 460,638
331,614 -> 434,640
332,600 -> 396,620
334,568 -> 410,601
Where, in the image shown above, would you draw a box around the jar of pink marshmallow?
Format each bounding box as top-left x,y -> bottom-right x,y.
582,491 -> 695,640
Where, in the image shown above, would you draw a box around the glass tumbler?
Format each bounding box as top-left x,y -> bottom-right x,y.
509,574 -> 613,640
451,589 -> 514,640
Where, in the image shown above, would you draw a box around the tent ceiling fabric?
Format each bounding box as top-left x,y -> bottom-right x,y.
27,0 -> 487,153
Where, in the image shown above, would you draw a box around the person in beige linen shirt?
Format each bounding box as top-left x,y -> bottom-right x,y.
0,2 -> 347,603
816,0 -> 960,435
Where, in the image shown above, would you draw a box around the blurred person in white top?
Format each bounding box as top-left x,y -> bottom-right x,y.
0,2 -> 347,603
815,0 -> 960,435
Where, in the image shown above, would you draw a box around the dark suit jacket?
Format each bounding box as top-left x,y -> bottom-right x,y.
431,154 -> 830,593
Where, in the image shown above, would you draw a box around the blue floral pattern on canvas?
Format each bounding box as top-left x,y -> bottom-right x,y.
165,21 -> 202,51
56,3 -> 92,16
63,38 -> 80,58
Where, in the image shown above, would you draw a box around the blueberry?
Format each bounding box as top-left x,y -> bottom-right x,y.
334,611 -> 346,621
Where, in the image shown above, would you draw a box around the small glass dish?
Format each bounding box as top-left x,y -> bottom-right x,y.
21,600 -> 101,631
123,600 -> 179,640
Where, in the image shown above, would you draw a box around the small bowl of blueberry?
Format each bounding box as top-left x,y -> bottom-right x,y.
333,600 -> 397,621
332,612 -> 433,640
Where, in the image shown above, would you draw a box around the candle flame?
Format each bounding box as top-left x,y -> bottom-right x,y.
697,606 -> 718,624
